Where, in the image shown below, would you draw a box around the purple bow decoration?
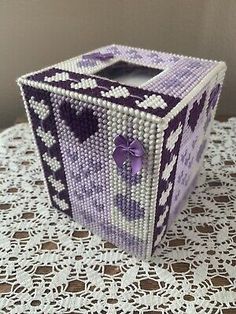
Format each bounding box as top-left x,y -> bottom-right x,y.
82,52 -> 114,61
113,135 -> 145,175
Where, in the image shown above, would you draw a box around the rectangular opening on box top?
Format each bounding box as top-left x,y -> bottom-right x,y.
95,61 -> 162,87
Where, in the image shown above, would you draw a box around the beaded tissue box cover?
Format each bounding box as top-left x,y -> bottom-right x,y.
17,44 -> 226,259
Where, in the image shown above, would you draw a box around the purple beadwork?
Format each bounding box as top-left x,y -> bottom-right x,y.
115,194 -> 145,221
18,44 -> 226,259
60,103 -> 98,143
188,92 -> 206,131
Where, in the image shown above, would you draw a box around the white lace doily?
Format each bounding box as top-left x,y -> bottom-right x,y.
0,119 -> 235,314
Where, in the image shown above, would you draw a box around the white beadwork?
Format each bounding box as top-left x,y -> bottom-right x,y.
44,72 -> 70,82
52,195 -> 69,211
48,176 -> 65,193
166,123 -> 183,152
162,155 -> 177,181
29,97 -> 49,120
135,94 -> 167,110
159,182 -> 173,206
36,127 -> 56,148
156,206 -> 169,228
70,78 -> 98,90
101,86 -> 130,98
153,226 -> 166,246
42,153 -> 61,172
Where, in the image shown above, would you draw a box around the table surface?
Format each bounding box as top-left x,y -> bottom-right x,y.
0,119 -> 235,313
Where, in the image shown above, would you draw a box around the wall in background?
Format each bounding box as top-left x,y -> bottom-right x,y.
0,0 -> 235,128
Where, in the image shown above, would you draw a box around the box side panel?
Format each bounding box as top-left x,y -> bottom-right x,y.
50,94 -> 159,259
168,66 -> 226,227
152,65 -> 226,254
20,84 -> 72,216
152,107 -> 188,253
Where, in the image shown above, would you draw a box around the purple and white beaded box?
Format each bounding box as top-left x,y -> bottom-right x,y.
17,44 -> 226,259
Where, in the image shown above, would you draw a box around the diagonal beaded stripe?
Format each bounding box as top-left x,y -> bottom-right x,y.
17,44 -> 226,259
152,107 -> 188,252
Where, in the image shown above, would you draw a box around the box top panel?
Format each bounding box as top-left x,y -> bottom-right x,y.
19,44 -> 220,118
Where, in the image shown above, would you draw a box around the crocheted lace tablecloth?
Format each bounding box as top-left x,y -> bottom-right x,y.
0,119 -> 235,314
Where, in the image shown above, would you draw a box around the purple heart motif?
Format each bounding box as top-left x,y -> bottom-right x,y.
60,102 -> 98,143
115,194 -> 145,221
188,91 -> 206,132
